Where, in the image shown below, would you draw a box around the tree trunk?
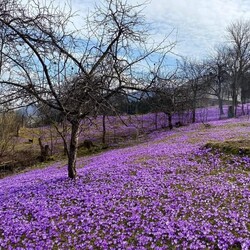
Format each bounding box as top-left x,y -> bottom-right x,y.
192,108 -> 196,123
167,112 -> 173,130
68,119 -> 80,179
241,102 -> 245,116
218,98 -> 224,116
232,90 -> 237,117
38,137 -> 50,162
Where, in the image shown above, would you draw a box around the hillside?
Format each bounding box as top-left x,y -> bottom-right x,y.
0,116 -> 250,249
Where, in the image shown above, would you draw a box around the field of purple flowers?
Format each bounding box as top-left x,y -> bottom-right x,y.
1,116 -> 250,249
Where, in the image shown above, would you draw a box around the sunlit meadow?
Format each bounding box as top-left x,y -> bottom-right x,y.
1,110 -> 250,249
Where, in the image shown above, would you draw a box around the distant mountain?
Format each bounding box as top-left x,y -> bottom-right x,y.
18,105 -> 38,116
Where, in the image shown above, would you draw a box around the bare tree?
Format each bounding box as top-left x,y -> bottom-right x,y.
0,0 -> 174,178
149,67 -> 183,129
206,46 -> 231,116
226,20 -> 250,117
179,59 -> 209,123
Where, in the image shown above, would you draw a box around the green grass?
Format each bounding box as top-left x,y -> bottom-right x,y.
205,139 -> 250,156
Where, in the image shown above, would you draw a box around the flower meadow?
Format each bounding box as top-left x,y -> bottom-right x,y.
21,104 -> 249,157
1,117 -> 250,249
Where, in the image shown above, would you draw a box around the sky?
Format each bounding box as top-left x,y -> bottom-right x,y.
68,0 -> 250,64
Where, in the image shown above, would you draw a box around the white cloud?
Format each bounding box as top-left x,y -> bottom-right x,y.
143,0 -> 250,58
59,0 -> 250,60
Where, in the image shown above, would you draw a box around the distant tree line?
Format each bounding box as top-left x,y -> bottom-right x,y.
130,20 -> 250,122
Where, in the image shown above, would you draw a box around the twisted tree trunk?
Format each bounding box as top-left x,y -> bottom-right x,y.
68,119 -> 80,179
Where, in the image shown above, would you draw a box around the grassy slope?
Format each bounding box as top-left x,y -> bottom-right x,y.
0,117 -> 250,249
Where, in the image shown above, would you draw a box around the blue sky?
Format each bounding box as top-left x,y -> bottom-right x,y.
68,0 -> 250,64
143,0 -> 250,59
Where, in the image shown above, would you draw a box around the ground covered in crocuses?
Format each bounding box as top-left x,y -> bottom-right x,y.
1,117 -> 250,250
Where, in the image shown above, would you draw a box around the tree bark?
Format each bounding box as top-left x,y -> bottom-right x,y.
68,119 -> 80,179
232,90 -> 237,117
192,107 -> 196,123
166,112 -> 173,130
241,103 -> 245,115
38,137 -> 50,162
218,98 -> 224,116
